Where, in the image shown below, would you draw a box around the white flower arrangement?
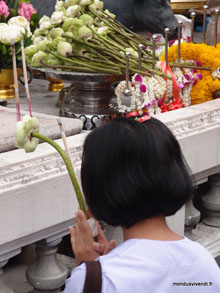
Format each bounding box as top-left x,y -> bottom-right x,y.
0,22 -> 25,44
212,68 -> 220,80
114,59 -> 203,116
114,74 -> 166,115
8,16 -> 31,37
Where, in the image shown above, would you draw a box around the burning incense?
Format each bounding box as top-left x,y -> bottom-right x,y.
11,39 -> 21,122
21,40 -> 32,117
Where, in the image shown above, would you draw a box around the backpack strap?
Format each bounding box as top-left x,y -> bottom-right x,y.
83,260 -> 102,293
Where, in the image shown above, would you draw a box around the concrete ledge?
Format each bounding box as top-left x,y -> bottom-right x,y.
0,106 -> 83,153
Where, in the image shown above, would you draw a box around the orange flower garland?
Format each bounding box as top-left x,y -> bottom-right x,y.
161,43 -> 220,104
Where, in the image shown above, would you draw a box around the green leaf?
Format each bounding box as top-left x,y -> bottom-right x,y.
0,14 -> 6,23
9,8 -> 17,16
30,13 -> 40,33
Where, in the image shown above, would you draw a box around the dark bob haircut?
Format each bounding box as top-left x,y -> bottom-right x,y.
81,117 -> 192,228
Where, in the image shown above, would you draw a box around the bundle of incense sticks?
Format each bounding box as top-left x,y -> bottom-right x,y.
11,39 -> 32,121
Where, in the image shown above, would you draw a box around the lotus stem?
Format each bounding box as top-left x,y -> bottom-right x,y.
31,131 -> 89,219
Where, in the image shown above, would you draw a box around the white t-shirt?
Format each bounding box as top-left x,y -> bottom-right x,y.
64,237 -> 220,292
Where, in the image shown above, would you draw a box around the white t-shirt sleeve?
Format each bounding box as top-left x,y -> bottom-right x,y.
64,263 -> 86,293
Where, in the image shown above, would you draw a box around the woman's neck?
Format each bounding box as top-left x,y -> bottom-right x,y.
123,215 -> 183,241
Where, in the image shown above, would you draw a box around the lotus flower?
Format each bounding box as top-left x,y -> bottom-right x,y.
15,115 -> 40,153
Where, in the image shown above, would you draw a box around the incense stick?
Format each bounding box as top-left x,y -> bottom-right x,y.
21,39 -> 32,117
11,39 -> 21,121
57,118 -> 73,166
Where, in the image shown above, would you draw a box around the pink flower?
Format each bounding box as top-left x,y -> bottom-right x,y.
18,3 -> 36,21
140,84 -> 147,93
0,1 -> 10,19
134,74 -> 143,83
195,60 -> 202,67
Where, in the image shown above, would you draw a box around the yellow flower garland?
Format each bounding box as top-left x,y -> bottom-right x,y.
161,43 -> 220,104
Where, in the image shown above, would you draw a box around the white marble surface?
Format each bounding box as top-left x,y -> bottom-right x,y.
0,106 -> 83,153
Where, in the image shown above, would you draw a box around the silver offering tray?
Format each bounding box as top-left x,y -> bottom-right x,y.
34,68 -> 123,129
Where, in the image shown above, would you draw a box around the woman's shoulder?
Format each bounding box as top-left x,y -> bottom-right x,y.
99,237 -> 220,275
64,262 -> 86,293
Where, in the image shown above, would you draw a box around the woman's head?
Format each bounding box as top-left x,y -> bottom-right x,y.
81,117 -> 192,228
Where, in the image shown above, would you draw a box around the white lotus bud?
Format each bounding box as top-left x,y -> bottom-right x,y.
57,41 -> 72,56
51,11 -> 64,24
24,45 -> 37,56
79,14 -> 93,25
65,0 -> 80,8
50,27 -> 64,39
55,1 -> 65,11
66,5 -> 81,17
33,36 -> 44,45
31,51 -> 47,67
39,15 -> 51,25
80,0 -> 91,6
78,25 -> 92,40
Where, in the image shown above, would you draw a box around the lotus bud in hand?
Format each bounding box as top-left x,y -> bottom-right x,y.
15,115 -> 40,153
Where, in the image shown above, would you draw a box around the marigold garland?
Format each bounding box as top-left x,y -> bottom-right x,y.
161,43 -> 220,105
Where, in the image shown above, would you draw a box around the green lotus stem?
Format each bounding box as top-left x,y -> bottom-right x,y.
88,25 -> 125,51
70,57 -> 121,70
31,131 -> 89,219
47,51 -> 121,75
130,68 -> 151,76
40,60 -> 96,73
83,44 -> 110,61
90,10 -> 142,46
64,35 -> 124,59
92,36 -> 125,57
140,63 -> 172,79
67,53 -> 122,67
88,39 -> 102,45
128,40 -> 138,51
109,33 -> 130,48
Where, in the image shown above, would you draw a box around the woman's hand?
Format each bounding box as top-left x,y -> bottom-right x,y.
69,210 -> 116,265
93,221 -> 116,255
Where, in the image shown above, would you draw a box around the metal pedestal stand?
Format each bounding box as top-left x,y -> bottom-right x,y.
37,69 -> 122,130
